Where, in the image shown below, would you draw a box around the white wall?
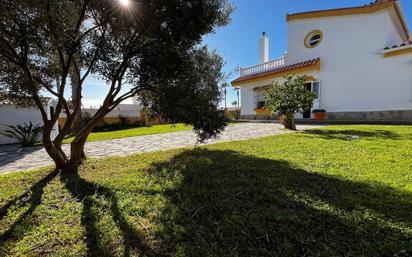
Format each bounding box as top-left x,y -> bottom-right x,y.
83,104 -> 142,118
286,10 -> 412,113
59,104 -> 142,119
240,85 -> 256,116
386,8 -> 404,47
240,71 -> 320,116
0,104 -> 58,145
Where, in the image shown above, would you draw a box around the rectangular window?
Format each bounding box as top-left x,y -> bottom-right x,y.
305,82 -> 312,92
312,81 -> 320,99
256,91 -> 265,109
257,101 -> 265,109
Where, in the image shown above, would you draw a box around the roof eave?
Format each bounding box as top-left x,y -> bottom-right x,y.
383,44 -> 412,53
382,44 -> 412,57
286,1 -> 394,22
231,59 -> 321,87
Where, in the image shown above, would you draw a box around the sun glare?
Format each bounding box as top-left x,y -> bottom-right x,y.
119,0 -> 130,7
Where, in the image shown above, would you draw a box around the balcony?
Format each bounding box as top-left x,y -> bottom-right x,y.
239,56 -> 285,77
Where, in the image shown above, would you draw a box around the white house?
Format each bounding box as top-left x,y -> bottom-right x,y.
232,0 -> 412,122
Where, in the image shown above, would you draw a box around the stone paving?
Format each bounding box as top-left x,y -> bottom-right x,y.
0,123 -> 321,174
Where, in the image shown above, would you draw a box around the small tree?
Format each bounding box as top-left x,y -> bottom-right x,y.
265,75 -> 315,130
231,101 -> 238,107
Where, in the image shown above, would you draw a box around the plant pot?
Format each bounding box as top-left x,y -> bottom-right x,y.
314,112 -> 326,121
255,108 -> 270,116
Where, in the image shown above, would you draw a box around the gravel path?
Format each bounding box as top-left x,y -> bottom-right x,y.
0,123 -> 321,173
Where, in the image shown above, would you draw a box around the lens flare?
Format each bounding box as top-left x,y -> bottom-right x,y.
119,0 -> 130,6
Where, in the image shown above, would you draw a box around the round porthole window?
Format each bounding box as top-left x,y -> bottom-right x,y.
304,30 -> 323,48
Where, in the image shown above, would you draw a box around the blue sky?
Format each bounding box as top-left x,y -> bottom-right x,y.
81,0 -> 412,108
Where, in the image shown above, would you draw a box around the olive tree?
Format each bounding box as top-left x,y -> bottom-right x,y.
264,75 -> 315,130
0,0 -> 232,171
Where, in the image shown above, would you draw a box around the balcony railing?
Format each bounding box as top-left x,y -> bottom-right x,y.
240,56 -> 285,77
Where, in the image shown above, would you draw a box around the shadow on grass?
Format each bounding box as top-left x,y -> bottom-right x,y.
59,170 -> 154,257
0,170 -> 59,245
149,149 -> 412,257
1,149 -> 411,256
303,129 -> 405,141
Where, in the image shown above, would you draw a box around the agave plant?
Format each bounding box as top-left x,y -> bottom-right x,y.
0,122 -> 43,147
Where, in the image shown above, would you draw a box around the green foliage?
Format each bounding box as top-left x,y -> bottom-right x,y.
118,115 -> 129,127
0,125 -> 411,256
140,47 -> 229,141
0,0 -> 233,166
225,109 -> 241,120
91,122 -> 140,133
265,75 -> 315,129
0,122 -> 43,147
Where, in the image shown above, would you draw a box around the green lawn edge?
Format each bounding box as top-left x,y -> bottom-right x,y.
62,123 -> 193,144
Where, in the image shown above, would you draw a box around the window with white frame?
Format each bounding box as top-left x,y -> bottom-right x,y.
254,85 -> 271,109
256,91 -> 265,109
305,81 -> 320,99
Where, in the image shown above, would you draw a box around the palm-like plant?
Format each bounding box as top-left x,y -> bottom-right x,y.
221,82 -> 229,109
0,122 -> 43,147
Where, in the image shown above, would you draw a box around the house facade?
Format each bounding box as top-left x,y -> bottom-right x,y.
232,0 -> 412,122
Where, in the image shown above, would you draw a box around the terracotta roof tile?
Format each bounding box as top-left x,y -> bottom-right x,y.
231,58 -> 320,85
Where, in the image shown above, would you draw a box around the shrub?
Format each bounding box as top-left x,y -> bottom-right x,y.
92,121 -> 142,132
225,109 -> 241,120
0,122 -> 43,147
265,75 -> 315,130
118,115 -> 129,126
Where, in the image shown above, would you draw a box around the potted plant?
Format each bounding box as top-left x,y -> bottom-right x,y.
312,109 -> 326,121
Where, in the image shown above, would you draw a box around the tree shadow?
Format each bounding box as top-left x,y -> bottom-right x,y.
1,149 -> 411,256
59,169 -> 155,257
303,129 -> 405,141
0,170 -> 59,246
148,149 -> 412,257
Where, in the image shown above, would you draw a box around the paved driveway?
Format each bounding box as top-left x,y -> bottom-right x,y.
0,123 -> 320,173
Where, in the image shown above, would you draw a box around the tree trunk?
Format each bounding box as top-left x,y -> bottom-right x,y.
69,66 -> 84,135
69,135 -> 88,168
281,113 -> 296,130
42,126 -> 69,170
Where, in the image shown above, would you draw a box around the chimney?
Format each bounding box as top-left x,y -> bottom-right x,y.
259,31 -> 269,63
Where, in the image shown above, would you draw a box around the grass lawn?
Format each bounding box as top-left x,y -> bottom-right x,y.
62,124 -> 192,144
1,125 -> 411,256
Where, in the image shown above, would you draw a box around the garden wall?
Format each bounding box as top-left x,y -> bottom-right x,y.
58,104 -> 144,129
0,103 -> 58,145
